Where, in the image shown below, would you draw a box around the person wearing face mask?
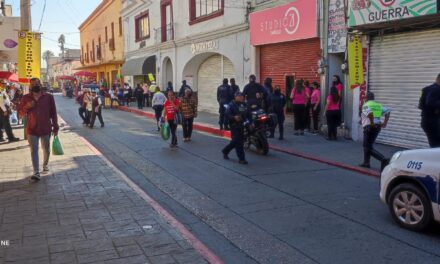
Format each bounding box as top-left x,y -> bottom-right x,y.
268,85 -> 286,140
19,78 -> 59,181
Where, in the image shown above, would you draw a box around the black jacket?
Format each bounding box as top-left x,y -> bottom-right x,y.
420,83 -> 440,118
179,84 -> 192,97
269,92 -> 286,114
134,88 -> 144,99
243,82 -> 266,108
217,84 -> 232,104
226,100 -> 250,128
231,84 -> 240,96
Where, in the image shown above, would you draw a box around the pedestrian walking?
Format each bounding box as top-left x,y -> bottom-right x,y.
134,84 -> 144,109
310,82 -> 321,134
179,80 -> 192,98
243,74 -> 266,110
148,82 -> 157,107
217,78 -> 232,130
419,73 -> 440,147
290,80 -> 310,135
359,92 -> 391,169
268,85 -> 286,140
152,87 -> 167,131
180,89 -> 198,142
76,91 -> 86,124
0,88 -> 19,143
230,78 -> 240,95
222,92 -> 249,164
324,86 -> 341,141
18,78 -> 59,181
163,90 -> 180,148
83,89 -> 93,126
89,91 -> 104,128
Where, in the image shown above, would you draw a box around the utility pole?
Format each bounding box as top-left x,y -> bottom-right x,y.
20,0 -> 31,31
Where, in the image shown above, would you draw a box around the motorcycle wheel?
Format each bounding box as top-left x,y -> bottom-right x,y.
256,133 -> 269,155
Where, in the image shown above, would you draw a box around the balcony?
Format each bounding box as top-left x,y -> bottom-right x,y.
155,23 -> 175,44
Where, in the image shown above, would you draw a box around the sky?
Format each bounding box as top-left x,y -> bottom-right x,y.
5,0 -> 102,59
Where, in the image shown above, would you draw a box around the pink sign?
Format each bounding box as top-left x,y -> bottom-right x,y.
250,0 -> 317,46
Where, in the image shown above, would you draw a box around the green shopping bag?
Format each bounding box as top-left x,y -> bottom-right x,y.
160,122 -> 170,140
52,136 -> 64,155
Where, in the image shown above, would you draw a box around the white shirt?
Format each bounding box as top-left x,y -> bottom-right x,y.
152,92 -> 166,106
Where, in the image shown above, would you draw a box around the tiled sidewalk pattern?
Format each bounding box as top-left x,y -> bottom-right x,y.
0,126 -> 207,264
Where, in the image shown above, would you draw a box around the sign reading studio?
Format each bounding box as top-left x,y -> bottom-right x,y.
348,0 -> 438,27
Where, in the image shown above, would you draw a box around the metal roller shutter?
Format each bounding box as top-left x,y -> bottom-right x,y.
369,29 -> 440,149
197,55 -> 235,113
260,38 -> 321,93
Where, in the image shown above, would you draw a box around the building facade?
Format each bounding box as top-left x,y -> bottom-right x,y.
0,3 -> 20,72
78,0 -> 124,87
346,0 -> 440,148
50,49 -> 82,84
249,0 -> 324,114
122,0 -> 251,113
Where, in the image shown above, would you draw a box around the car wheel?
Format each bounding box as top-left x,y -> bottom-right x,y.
388,183 -> 432,231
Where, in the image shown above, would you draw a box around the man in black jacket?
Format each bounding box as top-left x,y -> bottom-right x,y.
420,73 -> 440,147
243,74 -> 266,110
134,84 -> 144,109
222,92 -> 250,164
268,86 -> 286,140
217,78 -> 232,130
179,80 -> 192,98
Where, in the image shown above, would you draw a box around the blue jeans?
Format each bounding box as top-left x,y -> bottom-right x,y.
28,135 -> 51,174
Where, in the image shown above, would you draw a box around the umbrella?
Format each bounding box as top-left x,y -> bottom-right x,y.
58,75 -> 76,81
74,71 -> 95,77
0,71 -> 19,82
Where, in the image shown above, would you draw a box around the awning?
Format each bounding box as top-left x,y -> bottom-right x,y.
122,55 -> 156,76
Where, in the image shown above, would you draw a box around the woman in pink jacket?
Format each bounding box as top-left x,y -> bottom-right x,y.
290,80 -> 310,135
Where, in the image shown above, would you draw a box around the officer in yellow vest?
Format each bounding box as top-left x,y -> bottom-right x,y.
359,92 -> 391,170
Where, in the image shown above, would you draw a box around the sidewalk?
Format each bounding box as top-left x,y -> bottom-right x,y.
119,105 -> 403,175
0,125 -> 210,263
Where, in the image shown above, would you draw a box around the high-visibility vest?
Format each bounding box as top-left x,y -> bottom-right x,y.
364,100 -> 383,118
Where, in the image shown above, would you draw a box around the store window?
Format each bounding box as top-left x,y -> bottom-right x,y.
189,0 -> 224,25
135,11 -> 150,42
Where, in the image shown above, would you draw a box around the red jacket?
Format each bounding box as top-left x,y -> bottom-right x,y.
19,93 -> 59,137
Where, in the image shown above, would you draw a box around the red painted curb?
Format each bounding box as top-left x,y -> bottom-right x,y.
118,106 -> 380,178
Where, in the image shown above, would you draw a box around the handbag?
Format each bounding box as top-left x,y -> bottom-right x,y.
174,111 -> 183,125
52,136 -> 64,155
10,111 -> 18,124
160,122 -> 170,140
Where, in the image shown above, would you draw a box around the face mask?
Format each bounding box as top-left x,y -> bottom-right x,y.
31,86 -> 41,93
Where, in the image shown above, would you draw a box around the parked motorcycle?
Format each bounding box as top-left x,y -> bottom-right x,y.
244,109 -> 271,155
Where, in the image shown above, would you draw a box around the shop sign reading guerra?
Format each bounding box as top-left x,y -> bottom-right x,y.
191,41 -> 219,54
348,0 -> 438,27
249,0 -> 317,46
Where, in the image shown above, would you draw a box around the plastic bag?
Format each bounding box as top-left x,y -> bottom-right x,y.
10,111 -> 18,124
160,122 -> 170,140
52,136 -> 64,155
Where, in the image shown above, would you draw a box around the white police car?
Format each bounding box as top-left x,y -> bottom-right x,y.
380,148 -> 440,231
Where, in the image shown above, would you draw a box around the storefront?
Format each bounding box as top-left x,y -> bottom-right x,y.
348,0 -> 440,149
250,0 -> 320,111
121,55 -> 156,87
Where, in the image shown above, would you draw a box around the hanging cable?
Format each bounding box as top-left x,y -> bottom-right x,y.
37,0 -> 47,32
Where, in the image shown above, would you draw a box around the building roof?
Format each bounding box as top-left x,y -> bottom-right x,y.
78,0 -> 111,31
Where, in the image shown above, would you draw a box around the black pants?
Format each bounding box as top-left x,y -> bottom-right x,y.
363,125 -> 385,164
222,126 -> 245,161
293,104 -> 306,131
270,112 -> 285,139
305,103 -> 311,130
90,110 -> 104,128
326,110 -> 340,139
219,103 -> 229,129
422,117 -> 440,148
311,104 -> 321,131
85,110 -> 92,125
182,117 -> 194,139
153,105 -> 164,128
78,107 -> 86,123
0,114 -> 15,140
144,94 -> 150,107
136,97 -> 143,109
168,120 -> 178,145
